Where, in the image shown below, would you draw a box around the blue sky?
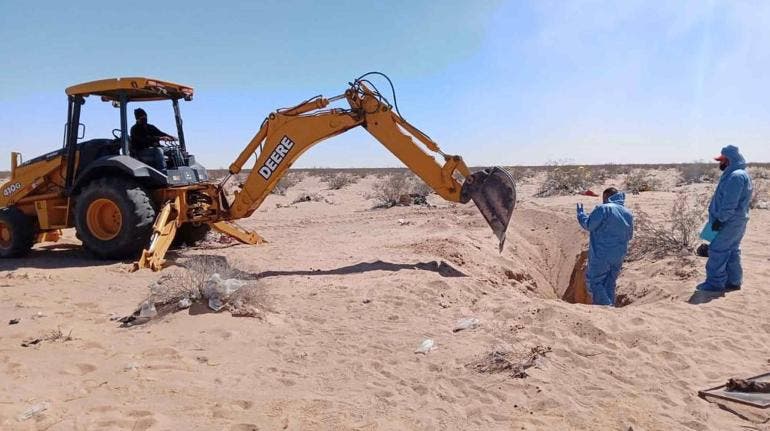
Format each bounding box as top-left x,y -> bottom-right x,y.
1,0 -> 769,170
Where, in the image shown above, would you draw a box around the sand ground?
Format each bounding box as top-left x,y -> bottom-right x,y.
1,173 -> 769,430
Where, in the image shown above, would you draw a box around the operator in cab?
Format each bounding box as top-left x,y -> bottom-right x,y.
130,108 -> 176,172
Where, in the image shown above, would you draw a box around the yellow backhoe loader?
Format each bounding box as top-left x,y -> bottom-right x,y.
0,72 -> 515,270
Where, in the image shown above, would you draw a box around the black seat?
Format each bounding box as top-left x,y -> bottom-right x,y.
75,139 -> 121,175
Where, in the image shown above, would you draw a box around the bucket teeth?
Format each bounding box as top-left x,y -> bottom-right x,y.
461,167 -> 516,252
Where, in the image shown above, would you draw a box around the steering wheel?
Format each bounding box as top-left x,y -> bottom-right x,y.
112,129 -> 122,140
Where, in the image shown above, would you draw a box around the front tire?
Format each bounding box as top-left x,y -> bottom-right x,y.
74,177 -> 156,259
0,207 -> 35,258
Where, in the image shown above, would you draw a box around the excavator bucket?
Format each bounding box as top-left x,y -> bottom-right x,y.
461,167 -> 516,252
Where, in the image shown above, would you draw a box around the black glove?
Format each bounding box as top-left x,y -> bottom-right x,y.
712,219 -> 723,231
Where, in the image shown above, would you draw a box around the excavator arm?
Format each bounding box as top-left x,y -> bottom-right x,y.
134,74 -> 516,271
226,78 -> 515,230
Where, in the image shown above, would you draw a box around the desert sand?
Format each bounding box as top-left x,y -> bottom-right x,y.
1,171 -> 769,430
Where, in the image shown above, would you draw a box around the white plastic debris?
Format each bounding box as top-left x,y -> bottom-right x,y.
208,296 -> 224,312
453,317 -> 480,333
177,298 -> 192,309
757,200 -> 768,210
203,273 -> 247,311
138,300 -> 157,318
398,218 -> 410,226
17,402 -> 49,421
414,338 -> 435,354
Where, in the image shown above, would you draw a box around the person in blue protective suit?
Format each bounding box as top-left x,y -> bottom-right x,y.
697,145 -> 753,292
576,187 -> 634,306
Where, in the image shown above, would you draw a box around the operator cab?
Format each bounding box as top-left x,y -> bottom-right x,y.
59,77 -> 208,188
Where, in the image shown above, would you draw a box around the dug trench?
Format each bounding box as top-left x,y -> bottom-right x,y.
483,207 -> 628,306
500,207 -> 642,307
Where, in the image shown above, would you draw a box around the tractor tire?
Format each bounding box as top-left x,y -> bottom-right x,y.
0,207 -> 35,258
173,222 -> 211,247
74,177 -> 156,260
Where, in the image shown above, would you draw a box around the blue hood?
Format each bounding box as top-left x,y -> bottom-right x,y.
720,145 -> 746,174
709,144 -> 752,224
607,191 -> 626,206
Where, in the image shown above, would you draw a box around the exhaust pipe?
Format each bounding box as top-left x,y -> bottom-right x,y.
461,167 -> 516,252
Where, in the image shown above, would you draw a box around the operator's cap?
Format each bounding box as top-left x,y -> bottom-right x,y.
134,108 -> 147,119
714,153 -> 728,162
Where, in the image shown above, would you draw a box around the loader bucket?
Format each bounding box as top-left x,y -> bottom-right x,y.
461,167 -> 516,252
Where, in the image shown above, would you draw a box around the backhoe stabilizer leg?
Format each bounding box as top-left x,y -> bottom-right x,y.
211,221 -> 265,245
460,167 -> 516,252
133,198 -> 181,272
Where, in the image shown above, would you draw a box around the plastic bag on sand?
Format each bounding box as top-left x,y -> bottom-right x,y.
453,317 -> 480,332
414,339 -> 435,354
138,300 -> 157,318
17,402 -> 49,421
203,273 -> 247,311
177,297 -> 192,309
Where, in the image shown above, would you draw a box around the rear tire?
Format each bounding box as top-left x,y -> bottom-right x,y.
74,177 -> 156,259
0,207 -> 35,258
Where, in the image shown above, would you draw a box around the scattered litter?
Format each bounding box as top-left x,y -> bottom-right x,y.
453,317 -> 480,333
207,296 -> 224,312
123,362 -> 141,372
31,312 -> 45,320
362,299 -> 371,304
727,378 -> 770,393
9,318 -> 20,325
138,300 -> 157,318
414,338 -> 435,354
204,273 -> 246,311
17,402 -> 49,422
398,218 -> 411,226
195,355 -> 220,366
120,266 -> 265,325
756,200 -> 768,210
21,338 -> 42,347
699,372 -> 770,408
468,345 -> 551,378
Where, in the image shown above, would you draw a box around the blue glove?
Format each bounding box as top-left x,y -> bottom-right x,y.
576,203 -> 585,216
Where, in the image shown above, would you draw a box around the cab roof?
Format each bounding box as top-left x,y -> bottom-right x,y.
65,77 -> 194,102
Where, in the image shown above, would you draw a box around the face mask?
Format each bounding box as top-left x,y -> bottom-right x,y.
719,161 -> 728,171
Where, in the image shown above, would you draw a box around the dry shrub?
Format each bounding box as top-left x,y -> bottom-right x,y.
44,327 -> 73,342
374,173 -> 411,207
291,193 -> 327,204
271,172 -> 303,195
372,173 -> 431,208
678,163 -> 718,185
314,170 -> 335,182
410,176 -> 432,199
157,255 -> 238,301
750,180 -> 767,209
593,164 -> 628,182
536,162 -> 594,197
467,345 -> 551,378
753,168 -> 770,180
135,255 -> 266,320
21,327 -> 74,347
509,167 -> 534,184
325,173 -> 358,190
624,169 -> 663,193
220,173 -> 244,201
628,192 -> 707,261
